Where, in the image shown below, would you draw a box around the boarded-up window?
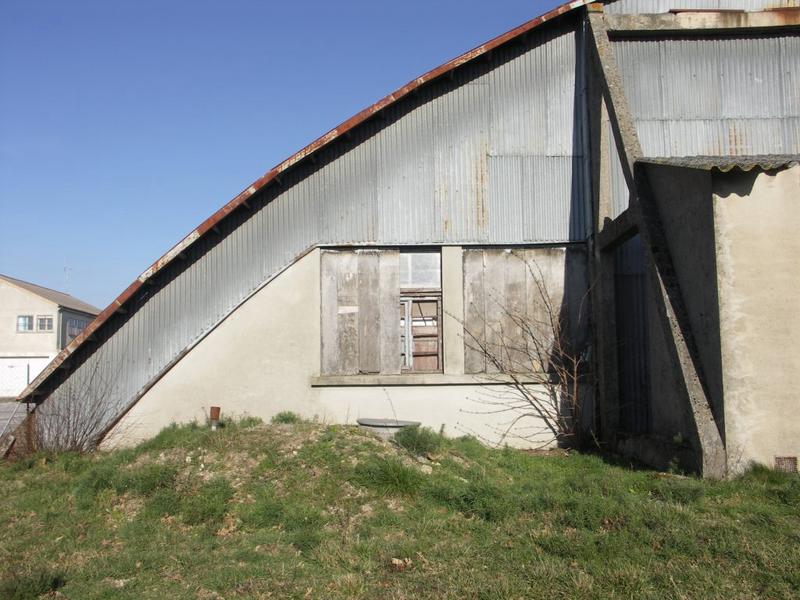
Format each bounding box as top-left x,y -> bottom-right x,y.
462,247 -> 587,374
321,249 -> 442,375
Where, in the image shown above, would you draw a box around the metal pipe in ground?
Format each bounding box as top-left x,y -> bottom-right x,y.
209,406 -> 221,431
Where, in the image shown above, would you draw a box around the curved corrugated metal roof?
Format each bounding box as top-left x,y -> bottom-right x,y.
17,0 -> 593,402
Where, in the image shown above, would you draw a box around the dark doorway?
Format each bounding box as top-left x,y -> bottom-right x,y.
614,234 -> 650,434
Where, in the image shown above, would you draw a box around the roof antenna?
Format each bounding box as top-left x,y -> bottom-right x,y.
64,264 -> 72,294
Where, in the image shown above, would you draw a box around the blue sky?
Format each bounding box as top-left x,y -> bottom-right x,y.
0,0 -> 559,308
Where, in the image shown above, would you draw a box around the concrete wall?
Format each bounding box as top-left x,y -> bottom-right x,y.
0,281 -> 59,357
641,164 -> 725,456
612,164 -> 799,475
647,165 -> 724,426
106,245 -> 586,449
713,165 -> 800,474
0,280 -> 58,397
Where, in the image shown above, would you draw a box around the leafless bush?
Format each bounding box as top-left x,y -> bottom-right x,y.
29,351 -> 120,453
463,257 -> 592,449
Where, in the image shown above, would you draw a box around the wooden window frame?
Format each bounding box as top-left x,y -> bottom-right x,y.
400,289 -> 443,374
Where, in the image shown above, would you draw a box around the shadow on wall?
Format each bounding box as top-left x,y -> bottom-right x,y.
565,18 -> 593,441
712,168 -> 759,199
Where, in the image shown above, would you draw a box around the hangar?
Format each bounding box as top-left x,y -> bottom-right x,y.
11,0 -> 800,477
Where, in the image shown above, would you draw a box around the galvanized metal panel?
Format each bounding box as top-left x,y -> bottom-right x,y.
614,35 -> 800,145
486,156 -> 525,243
524,156 -> 587,242
781,35 -> 800,115
609,32 -> 800,216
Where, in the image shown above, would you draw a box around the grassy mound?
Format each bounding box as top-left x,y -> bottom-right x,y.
0,419 -> 798,599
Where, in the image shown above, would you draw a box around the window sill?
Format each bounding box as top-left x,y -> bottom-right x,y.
310,373 -> 550,387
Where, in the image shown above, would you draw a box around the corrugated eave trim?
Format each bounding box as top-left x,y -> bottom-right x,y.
639,154 -> 800,171
17,0 -> 591,402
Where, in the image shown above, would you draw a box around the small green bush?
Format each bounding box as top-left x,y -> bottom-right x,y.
353,457 -> 424,496
238,415 -> 264,428
394,425 -> 443,456
737,465 -> 800,505
0,567 -> 66,600
283,504 -> 325,552
451,435 -> 488,461
739,463 -> 789,485
241,492 -> 284,529
7,454 -> 41,473
181,477 -> 234,525
240,494 -> 324,551
142,488 -> 181,519
114,464 -> 178,496
772,478 -> 800,505
425,476 -> 513,521
647,477 -> 705,505
73,463 -> 117,506
271,412 -> 303,424
137,422 -> 205,452
74,461 -> 178,509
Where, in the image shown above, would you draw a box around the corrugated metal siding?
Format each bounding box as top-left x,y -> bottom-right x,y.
309,24 -> 590,245
605,0 -> 800,14
609,31 -> 800,216
40,18 -> 590,434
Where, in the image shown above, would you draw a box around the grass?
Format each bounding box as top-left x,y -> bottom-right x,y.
271,411 -> 303,424
353,456 -> 425,495
393,425 -> 443,456
0,566 -> 66,600
180,477 -> 234,525
0,419 -> 798,599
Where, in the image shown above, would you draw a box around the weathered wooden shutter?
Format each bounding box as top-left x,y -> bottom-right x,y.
320,249 -> 401,375
462,248 -> 576,374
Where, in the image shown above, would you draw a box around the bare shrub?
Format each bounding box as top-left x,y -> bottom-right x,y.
462,256 -> 592,449
29,350 -> 121,453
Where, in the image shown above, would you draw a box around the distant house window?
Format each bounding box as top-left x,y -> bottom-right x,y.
37,315 -> 54,332
16,315 -> 34,332
66,318 -> 89,341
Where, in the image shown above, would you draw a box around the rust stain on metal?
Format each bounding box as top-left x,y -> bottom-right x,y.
764,6 -> 800,24
475,147 -> 489,233
728,122 -> 744,155
17,0 -> 592,403
669,8 -> 745,13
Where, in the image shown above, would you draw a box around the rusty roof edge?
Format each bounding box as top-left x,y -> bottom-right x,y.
17,0 -> 592,403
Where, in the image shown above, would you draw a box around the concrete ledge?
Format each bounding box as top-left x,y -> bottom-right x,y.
598,205 -> 640,250
607,9 -> 800,35
310,373 -> 552,387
